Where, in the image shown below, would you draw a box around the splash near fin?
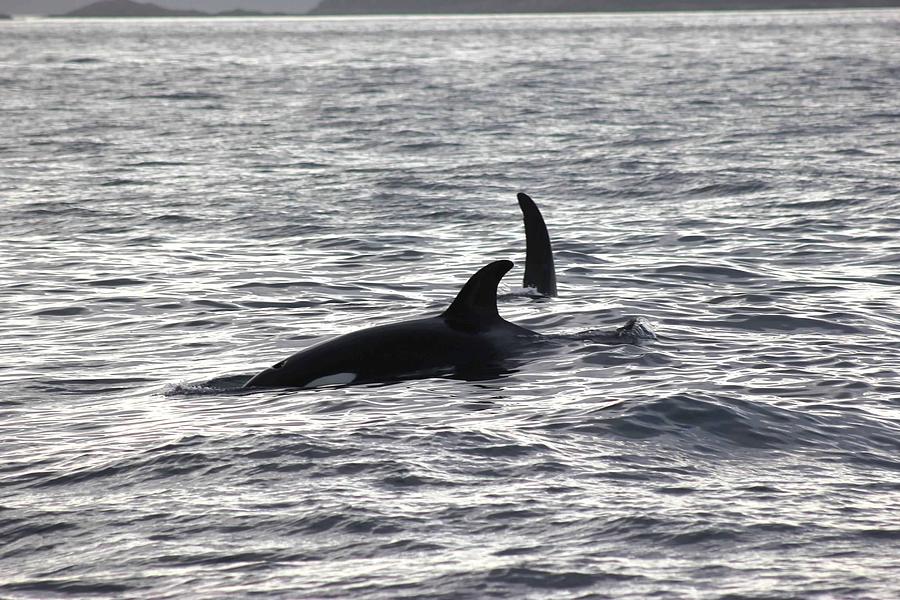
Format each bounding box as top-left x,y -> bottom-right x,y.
517,192 -> 557,297
442,260 -> 514,331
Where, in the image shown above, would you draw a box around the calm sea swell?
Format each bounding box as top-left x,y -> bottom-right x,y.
2,9 -> 900,599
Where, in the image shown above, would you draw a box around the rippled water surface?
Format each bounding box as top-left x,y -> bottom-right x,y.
2,10 -> 900,598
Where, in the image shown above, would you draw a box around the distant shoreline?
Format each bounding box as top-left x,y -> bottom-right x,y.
50,12 -> 295,18
50,0 -> 295,18
308,0 -> 900,15
38,8 -> 900,19
8,2 -> 899,19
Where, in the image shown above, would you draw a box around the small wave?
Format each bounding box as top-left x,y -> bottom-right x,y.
653,264 -> 765,281
154,549 -> 306,567
99,178 -> 151,187
64,57 -> 103,64
676,312 -> 864,335
31,433 -> 356,492
249,223 -> 329,239
160,318 -> 225,330
457,442 -> 550,459
687,181 -> 769,197
663,525 -> 741,546
164,375 -> 251,395
708,293 -> 775,305
56,140 -> 111,153
150,214 -> 203,223
724,313 -> 861,334
603,393 -> 797,448
22,377 -> 154,396
831,148 -> 878,156
600,392 -> 900,455
232,280 -> 317,290
32,306 -> 89,317
241,299 -> 331,309
395,141 -> 464,151
286,512 -> 403,536
191,299 -> 241,311
736,65 -> 791,76
780,197 -> 866,209
27,434 -> 230,489
1,580 -> 131,595
677,234 -> 716,244
849,452 -> 900,473
483,566 -> 635,588
855,528 -> 900,540
863,111 -> 900,120
128,160 -> 191,167
144,92 -> 225,101
86,277 -> 145,287
0,519 -> 78,548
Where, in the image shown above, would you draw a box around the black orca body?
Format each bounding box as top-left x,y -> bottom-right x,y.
517,192 -> 557,297
244,260 -> 537,389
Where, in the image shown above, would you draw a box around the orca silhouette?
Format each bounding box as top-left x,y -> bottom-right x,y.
242,193 -> 649,389
517,192 -> 557,297
244,260 -> 537,389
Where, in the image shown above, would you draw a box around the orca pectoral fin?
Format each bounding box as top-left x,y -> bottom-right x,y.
441,260 -> 514,331
517,192 -> 557,297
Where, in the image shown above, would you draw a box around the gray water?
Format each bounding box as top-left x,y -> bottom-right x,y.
2,10 -> 900,598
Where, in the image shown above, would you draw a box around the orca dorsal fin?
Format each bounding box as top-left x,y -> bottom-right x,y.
518,192 -> 558,297
441,260 -> 513,331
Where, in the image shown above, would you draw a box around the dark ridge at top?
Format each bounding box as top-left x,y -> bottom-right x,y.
59,0 -> 206,16
309,0 -> 900,14
216,8 -> 287,16
56,0 -> 288,17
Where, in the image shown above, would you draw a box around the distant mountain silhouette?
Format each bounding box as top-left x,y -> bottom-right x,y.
56,0 -> 287,17
59,0 -> 205,16
0,12 -> 12,18
216,8 -> 284,16
309,0 -> 900,14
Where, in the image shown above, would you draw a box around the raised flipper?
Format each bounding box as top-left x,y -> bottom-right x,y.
517,192 -> 557,297
442,260 -> 514,332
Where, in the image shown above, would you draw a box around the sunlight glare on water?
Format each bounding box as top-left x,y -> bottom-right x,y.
2,8 -> 900,599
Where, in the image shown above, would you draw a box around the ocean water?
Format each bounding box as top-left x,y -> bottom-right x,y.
2,9 -> 900,598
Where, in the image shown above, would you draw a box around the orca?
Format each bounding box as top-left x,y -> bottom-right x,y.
241,194 -> 651,390
244,260 -> 538,389
517,192 -> 557,297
